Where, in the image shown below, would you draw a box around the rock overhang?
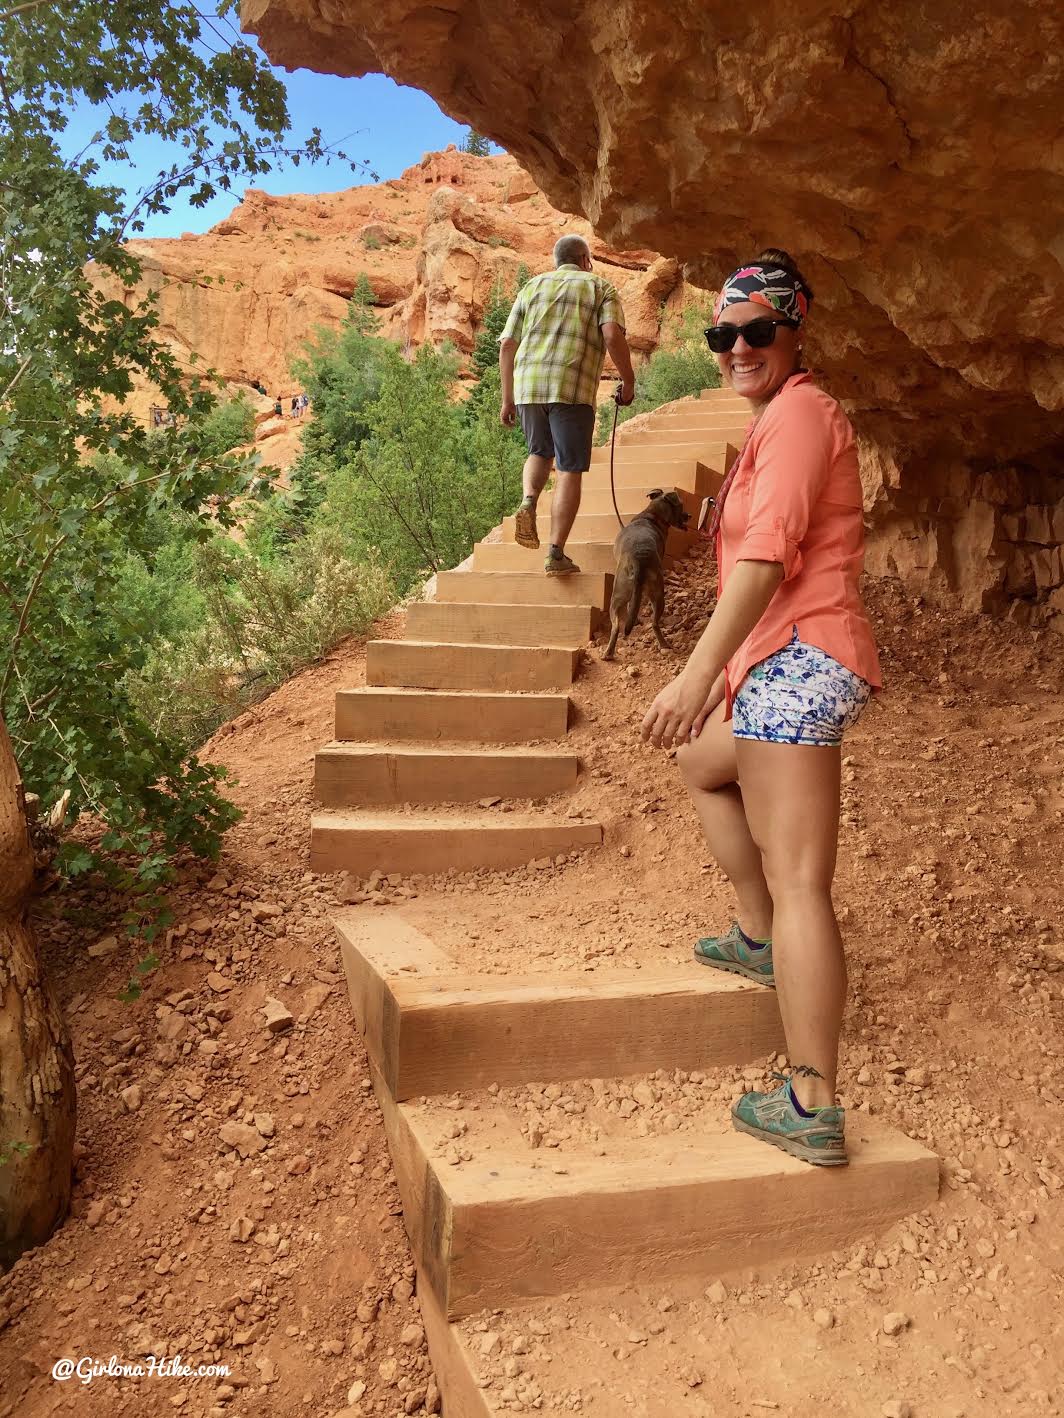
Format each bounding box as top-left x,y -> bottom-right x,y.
242,0 -> 1064,618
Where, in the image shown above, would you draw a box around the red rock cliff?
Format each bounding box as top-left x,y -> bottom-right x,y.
242,0 -> 1064,626
95,148 -> 696,447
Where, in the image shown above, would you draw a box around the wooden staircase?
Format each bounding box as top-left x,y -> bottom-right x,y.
315,387 -> 941,1414
310,387 -> 751,879
338,911 -> 939,1415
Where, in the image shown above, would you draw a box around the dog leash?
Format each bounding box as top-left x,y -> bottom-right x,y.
609,387 -> 625,530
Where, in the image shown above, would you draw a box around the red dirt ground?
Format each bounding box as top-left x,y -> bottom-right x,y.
0,554 -> 1061,1417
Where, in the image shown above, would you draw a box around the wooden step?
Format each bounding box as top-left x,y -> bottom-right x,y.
653,405 -> 751,420
564,513 -> 705,546
435,570 -> 611,612
366,640 -> 581,692
581,460 -> 723,497
648,420 -> 749,439
473,541 -> 637,576
405,601 -> 597,648
334,688 -> 570,743
538,485 -> 701,521
311,811 -> 603,875
590,441 -> 731,466
337,912 -> 785,1100
701,387 -> 751,403
500,515 -> 700,554
672,399 -> 751,414
616,428 -> 747,447
379,1087 -> 940,1318
315,743 -> 579,807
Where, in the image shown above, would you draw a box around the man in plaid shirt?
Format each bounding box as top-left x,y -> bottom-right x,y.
499,235 -> 635,574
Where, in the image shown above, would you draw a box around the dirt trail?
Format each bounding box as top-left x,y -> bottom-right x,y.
0,555 -> 1061,1417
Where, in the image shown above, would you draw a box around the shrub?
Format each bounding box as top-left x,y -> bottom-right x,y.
189,394 -> 256,457
126,528 -> 394,749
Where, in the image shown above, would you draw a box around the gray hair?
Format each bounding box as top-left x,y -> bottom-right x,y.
553,234 -> 591,268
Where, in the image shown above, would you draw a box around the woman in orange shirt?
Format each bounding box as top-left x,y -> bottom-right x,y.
641,249 -> 881,1167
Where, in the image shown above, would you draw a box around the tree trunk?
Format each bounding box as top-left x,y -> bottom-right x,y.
0,711 -> 76,1268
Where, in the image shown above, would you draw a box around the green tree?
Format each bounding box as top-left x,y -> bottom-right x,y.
470,276 -> 512,381
464,276 -> 527,516
0,0 -> 360,1264
461,129 -> 491,157
290,282 -> 388,465
316,343 -> 469,589
314,342 -> 519,593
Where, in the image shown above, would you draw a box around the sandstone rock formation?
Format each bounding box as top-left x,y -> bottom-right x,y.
243,0 -> 1064,622
94,149 -> 699,470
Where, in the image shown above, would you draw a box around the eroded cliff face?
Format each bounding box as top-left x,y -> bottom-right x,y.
242,0 -> 1064,624
94,149 -> 696,470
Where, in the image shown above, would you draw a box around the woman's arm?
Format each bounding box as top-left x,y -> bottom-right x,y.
640,560 -> 784,748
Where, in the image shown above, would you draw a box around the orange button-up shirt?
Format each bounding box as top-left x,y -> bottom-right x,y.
717,372 -> 882,715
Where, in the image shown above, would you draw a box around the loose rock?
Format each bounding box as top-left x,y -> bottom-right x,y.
261,996 -> 294,1033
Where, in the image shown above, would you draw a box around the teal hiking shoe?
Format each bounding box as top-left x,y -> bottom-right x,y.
694,921 -> 774,987
732,1075 -> 847,1167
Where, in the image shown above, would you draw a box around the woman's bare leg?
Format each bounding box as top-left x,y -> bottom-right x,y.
736,740 -> 845,1110
676,705 -> 774,940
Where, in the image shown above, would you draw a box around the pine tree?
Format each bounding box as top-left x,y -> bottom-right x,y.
461,130 -> 492,157
350,272 -> 380,333
471,277 -> 511,381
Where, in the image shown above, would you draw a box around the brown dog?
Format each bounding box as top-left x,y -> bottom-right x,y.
603,489 -> 690,660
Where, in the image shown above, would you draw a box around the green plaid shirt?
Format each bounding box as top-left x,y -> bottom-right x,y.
500,264 -> 625,406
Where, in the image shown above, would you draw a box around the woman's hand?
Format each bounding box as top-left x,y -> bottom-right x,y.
641,673 -> 716,749
690,674 -> 726,738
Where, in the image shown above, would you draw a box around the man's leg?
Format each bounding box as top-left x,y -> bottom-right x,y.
515,406 -> 554,549
548,472 -> 582,551
544,404 -> 595,573
522,453 -> 553,502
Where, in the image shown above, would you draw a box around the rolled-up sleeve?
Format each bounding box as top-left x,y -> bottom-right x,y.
738,399 -> 833,581
598,283 -> 625,329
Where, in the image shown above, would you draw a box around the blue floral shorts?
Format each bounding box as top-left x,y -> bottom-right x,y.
733,629 -> 872,747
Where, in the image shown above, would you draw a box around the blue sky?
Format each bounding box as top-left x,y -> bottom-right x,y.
61,52 -> 476,239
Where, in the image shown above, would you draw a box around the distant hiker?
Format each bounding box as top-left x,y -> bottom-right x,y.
642,248 -> 882,1168
300,392 -> 309,415
290,395 -> 300,418
499,234 -> 635,575
273,397 -> 282,418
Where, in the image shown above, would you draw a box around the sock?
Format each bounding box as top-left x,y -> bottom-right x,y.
737,923 -> 771,952
549,543 -> 563,559
788,1080 -> 823,1116
521,493 -> 536,507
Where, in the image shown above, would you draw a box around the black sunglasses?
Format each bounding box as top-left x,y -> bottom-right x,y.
704,317 -> 800,353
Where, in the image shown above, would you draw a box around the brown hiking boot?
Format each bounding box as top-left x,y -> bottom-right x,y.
545,550 -> 581,576
514,498 -> 539,549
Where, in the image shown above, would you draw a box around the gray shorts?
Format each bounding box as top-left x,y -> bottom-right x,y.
517,402 -> 595,472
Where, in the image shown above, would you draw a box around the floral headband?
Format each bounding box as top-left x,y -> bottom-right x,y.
712,264 -> 809,324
